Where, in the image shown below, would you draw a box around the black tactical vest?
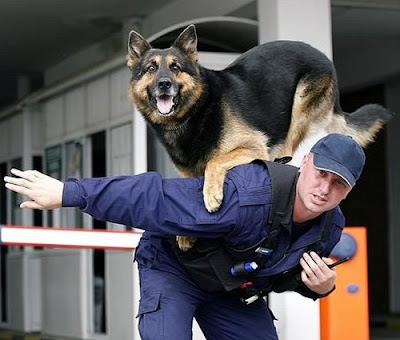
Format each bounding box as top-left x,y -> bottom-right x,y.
172,161 -> 332,295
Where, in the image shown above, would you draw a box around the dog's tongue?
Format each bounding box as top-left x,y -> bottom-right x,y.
157,96 -> 173,114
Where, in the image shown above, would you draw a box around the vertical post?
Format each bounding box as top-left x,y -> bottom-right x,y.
320,227 -> 369,340
132,105 -> 147,339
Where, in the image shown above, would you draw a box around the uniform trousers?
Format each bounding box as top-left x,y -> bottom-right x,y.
137,265 -> 278,340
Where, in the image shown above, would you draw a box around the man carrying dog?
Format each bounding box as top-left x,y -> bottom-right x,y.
4,133 -> 365,340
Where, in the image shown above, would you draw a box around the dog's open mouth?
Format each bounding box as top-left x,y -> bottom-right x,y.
156,95 -> 176,116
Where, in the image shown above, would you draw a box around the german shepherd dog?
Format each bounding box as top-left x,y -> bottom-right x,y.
127,24 -> 393,250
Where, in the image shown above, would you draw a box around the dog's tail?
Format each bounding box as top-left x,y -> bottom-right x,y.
331,104 -> 394,147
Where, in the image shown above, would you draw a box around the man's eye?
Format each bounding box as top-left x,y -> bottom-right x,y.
335,179 -> 347,188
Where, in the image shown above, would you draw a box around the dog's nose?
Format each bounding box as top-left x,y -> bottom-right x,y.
158,78 -> 172,90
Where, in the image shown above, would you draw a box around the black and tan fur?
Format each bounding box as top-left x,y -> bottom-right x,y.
127,25 -> 393,250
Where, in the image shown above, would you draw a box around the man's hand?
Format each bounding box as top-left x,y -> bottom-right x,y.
4,169 -> 64,210
300,251 -> 336,295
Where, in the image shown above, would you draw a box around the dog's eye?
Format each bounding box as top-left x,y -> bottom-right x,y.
147,65 -> 157,73
170,64 -> 181,73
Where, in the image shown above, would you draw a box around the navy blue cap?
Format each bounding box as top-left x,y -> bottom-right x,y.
310,134 -> 365,187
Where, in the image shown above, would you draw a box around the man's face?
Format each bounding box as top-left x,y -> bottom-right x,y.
296,153 -> 352,216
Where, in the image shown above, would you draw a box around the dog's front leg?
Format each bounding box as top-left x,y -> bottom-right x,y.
203,149 -> 269,212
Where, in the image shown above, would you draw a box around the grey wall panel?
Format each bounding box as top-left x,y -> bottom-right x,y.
0,120 -> 10,161
7,252 -> 42,332
110,123 -> 132,176
40,249 -> 87,339
10,113 -> 23,160
87,76 -> 109,127
32,109 -> 45,153
106,251 -> 135,340
110,67 -> 132,119
65,86 -> 86,135
44,97 -> 64,144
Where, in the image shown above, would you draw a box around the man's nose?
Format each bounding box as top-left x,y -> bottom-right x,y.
320,179 -> 332,194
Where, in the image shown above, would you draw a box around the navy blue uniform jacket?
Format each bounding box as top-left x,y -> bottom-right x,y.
62,162 -> 345,298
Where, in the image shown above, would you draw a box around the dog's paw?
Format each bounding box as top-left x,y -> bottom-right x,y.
203,185 -> 224,213
203,169 -> 225,212
176,236 -> 197,251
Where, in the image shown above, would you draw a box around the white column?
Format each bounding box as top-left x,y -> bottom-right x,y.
385,79 -> 400,313
133,108 -> 148,175
132,106 -> 147,340
258,0 -> 332,59
257,1 -> 333,340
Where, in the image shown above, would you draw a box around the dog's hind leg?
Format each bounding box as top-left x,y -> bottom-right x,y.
176,236 -> 198,251
280,74 -> 335,158
282,74 -> 394,161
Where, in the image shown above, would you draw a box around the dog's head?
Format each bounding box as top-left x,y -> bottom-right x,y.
127,25 -> 204,128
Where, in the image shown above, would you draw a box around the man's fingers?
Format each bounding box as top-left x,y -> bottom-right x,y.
309,251 -> 330,271
300,253 -> 337,295
300,257 -> 318,281
10,168 -> 39,182
5,183 -> 30,196
31,170 -> 47,179
322,257 -> 334,266
4,176 -> 33,189
310,253 -> 336,275
20,201 -> 45,210
301,268 -> 311,284
10,168 -> 27,178
302,252 -> 323,277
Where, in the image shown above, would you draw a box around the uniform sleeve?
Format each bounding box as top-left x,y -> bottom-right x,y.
294,283 -> 336,300
62,172 -> 240,238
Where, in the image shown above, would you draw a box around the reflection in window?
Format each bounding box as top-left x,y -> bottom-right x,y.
45,146 -> 62,227
65,141 -> 83,228
91,131 -> 107,334
0,162 -> 8,322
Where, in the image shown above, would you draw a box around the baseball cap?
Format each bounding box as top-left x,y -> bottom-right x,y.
310,134 -> 366,187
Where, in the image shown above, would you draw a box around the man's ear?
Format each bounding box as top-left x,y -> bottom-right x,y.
299,153 -> 310,172
342,187 -> 352,200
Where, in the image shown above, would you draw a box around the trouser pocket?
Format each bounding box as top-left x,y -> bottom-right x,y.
136,291 -> 163,339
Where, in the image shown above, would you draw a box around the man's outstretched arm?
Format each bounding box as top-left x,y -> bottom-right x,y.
4,169 -> 239,238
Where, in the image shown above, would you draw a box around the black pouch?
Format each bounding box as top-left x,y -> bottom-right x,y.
172,238 -> 248,293
271,264 -> 304,293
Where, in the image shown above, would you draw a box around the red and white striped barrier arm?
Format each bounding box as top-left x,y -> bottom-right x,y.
0,225 -> 143,250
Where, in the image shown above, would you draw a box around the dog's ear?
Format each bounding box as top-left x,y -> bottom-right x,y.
127,30 -> 151,63
172,24 -> 198,62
